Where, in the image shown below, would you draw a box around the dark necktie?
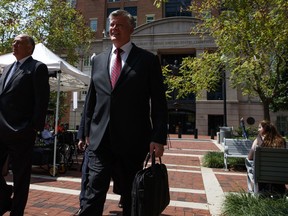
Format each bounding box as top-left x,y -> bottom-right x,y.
111,48 -> 123,88
5,61 -> 20,87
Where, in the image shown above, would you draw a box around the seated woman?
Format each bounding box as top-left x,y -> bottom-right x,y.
247,120 -> 286,196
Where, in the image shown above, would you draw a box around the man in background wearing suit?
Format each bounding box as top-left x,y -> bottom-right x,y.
74,109 -> 89,216
0,34 -> 50,215
79,10 -> 168,216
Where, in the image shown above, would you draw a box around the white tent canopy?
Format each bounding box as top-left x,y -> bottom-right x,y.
0,43 -> 90,91
0,43 -> 91,176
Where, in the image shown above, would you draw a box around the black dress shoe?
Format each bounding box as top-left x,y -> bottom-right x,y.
0,198 -> 12,215
73,208 -> 82,216
0,185 -> 13,215
118,196 -> 123,208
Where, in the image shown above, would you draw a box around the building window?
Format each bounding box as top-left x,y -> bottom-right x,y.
124,6 -> 137,16
105,17 -> 110,36
83,56 -> 91,67
165,0 -> 192,17
90,18 -> 98,32
106,8 -> 120,34
80,91 -> 87,100
146,14 -> 155,23
124,6 -> 137,26
276,116 -> 288,136
108,0 -> 120,2
107,7 -> 120,15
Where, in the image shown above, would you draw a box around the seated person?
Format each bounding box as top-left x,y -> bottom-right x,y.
247,120 -> 286,195
41,124 -> 54,145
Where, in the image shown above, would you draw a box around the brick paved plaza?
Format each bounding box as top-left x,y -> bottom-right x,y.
4,135 -> 248,216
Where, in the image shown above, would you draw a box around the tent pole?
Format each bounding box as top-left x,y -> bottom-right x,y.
53,71 -> 61,176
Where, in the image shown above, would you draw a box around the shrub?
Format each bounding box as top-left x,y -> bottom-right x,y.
202,151 -> 223,168
222,192 -> 288,216
202,151 -> 245,169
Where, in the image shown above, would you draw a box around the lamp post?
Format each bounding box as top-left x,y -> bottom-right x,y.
222,69 -> 227,126
173,102 -> 182,138
220,55 -> 228,127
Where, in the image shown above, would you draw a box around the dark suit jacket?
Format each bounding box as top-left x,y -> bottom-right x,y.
84,44 -> 168,156
0,56 -> 50,141
77,111 -> 85,140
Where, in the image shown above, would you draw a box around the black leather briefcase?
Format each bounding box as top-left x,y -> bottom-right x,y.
131,152 -> 170,216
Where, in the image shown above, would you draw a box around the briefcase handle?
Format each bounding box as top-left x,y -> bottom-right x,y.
144,152 -> 162,168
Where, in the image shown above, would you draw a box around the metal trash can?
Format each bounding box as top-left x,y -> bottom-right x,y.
219,127 -> 232,143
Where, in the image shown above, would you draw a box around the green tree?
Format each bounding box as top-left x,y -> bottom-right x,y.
48,91 -> 69,124
0,0 -> 93,64
153,0 -> 168,8
158,0 -> 288,121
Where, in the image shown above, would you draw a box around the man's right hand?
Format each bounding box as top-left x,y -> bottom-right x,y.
77,139 -> 86,151
85,136 -> 90,146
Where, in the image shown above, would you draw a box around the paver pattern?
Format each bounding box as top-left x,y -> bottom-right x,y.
4,135 -> 248,216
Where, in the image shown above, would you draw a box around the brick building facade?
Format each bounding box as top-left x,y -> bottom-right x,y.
67,0 -> 288,136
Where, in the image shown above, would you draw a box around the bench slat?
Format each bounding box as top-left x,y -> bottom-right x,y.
248,147 -> 288,193
223,138 -> 253,171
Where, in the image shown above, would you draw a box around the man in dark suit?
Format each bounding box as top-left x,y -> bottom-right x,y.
0,34 -> 50,215
79,10 -> 168,216
74,105 -> 123,216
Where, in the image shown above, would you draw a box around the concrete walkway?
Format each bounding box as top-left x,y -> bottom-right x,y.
4,135 -> 248,216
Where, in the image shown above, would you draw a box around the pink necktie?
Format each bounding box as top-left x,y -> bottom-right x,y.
111,48 -> 123,88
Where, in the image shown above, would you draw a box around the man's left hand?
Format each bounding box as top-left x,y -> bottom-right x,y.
150,142 -> 164,157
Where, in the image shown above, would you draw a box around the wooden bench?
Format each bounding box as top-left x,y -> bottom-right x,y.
223,138 -> 253,171
246,147 -> 288,195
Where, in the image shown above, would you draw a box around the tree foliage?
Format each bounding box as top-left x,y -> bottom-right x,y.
0,0 -> 93,64
153,0 -> 168,8
161,0 -> 288,120
48,91 -> 69,123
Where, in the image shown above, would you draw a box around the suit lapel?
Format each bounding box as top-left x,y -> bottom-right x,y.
0,65 -> 13,92
5,67 -> 23,88
103,49 -> 113,91
105,49 -> 113,90
92,49 -> 112,92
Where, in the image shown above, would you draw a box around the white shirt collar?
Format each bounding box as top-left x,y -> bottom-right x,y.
112,41 -> 133,55
17,55 -> 31,66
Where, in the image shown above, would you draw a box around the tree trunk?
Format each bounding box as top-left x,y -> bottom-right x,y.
262,101 -> 270,121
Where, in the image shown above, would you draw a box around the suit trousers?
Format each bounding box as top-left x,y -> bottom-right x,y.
79,149 -> 89,209
80,133 -> 145,216
0,133 -> 35,216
